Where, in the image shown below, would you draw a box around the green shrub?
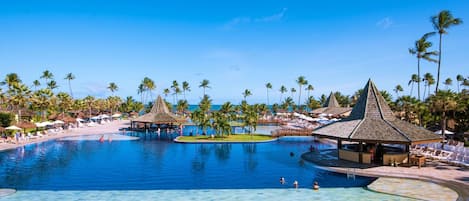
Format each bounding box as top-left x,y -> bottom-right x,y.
0,112 -> 14,127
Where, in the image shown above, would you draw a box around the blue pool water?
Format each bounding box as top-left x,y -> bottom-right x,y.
0,135 -> 373,190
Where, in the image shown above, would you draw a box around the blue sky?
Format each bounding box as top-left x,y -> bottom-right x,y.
0,0 -> 468,104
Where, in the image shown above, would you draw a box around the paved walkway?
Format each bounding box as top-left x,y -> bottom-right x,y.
0,120 -> 130,152
302,149 -> 469,201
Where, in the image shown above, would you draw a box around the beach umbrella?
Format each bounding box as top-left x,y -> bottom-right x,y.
16,122 -> 37,129
41,121 -> 55,126
434,130 -> 454,135
53,120 -> 65,124
5,125 -> 22,130
35,122 -> 45,127
100,114 -> 110,118
111,113 -> 121,118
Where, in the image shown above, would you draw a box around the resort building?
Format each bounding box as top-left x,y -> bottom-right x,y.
311,92 -> 352,118
313,79 -> 441,165
130,95 -> 186,132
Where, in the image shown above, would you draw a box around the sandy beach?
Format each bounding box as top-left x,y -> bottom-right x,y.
0,120 -> 130,152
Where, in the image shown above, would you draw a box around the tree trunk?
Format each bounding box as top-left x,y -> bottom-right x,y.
435,33 -> 442,93
441,111 -> 446,149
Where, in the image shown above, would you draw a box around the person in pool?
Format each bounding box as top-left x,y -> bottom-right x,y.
313,181 -> 319,190
99,135 -> 105,143
280,177 -> 285,184
293,180 -> 298,188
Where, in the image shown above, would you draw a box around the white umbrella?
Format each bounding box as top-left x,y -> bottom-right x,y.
42,121 -> 55,126
5,125 -> 22,130
111,113 -> 122,118
435,130 -> 454,135
100,114 -> 110,118
76,118 -> 85,122
53,120 -> 65,124
35,122 -> 45,127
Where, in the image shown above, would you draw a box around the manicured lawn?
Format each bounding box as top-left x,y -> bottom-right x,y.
177,134 -> 274,142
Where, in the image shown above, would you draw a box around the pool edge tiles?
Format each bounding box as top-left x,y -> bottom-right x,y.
0,188 -> 418,201
367,177 -> 458,201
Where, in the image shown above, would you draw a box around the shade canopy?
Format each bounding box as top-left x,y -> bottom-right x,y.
53,120 -> 65,124
434,130 -> 454,135
133,95 -> 186,124
6,125 -> 22,130
313,79 -> 441,145
311,92 -> 352,116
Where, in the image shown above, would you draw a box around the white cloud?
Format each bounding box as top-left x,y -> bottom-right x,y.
255,8 -> 287,23
222,8 -> 287,30
376,17 -> 393,29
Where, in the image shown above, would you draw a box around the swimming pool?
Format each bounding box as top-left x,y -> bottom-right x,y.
0,134 -> 416,200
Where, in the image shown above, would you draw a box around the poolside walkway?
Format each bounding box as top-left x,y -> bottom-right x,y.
302,148 -> 469,201
0,120 -> 130,152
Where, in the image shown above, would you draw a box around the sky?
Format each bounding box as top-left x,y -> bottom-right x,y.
0,0 -> 468,104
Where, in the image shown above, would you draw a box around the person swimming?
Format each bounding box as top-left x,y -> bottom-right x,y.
293,180 -> 298,188
280,177 -> 285,184
313,181 -> 319,190
99,135 -> 105,143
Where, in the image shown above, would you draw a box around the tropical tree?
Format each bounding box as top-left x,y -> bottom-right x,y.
176,99 -> 189,114
182,81 -> 190,100
296,76 -> 307,107
40,70 -> 54,85
1,73 -> 22,90
107,82 -> 118,95
64,73 -> 75,98
143,77 -> 156,102
319,94 -> 327,106
171,80 -> 180,104
31,88 -> 53,121
32,80 -> 41,92
9,83 -> 31,120
107,96 -> 122,116
290,88 -> 296,100
306,84 -> 314,99
242,89 -> 252,102
409,32 -> 438,101
423,73 -> 435,100
306,96 -> 320,111
408,74 -> 419,96
163,88 -> 170,99
47,80 -> 58,91
456,74 -> 464,93
444,78 -> 452,89
265,82 -> 272,106
279,85 -> 287,103
242,105 -> 258,135
199,79 -> 210,96
199,94 -> 212,114
393,85 -> 404,98
57,92 -> 73,117
428,90 -> 459,146
394,95 -> 420,123
83,95 -> 96,119
431,10 -> 463,93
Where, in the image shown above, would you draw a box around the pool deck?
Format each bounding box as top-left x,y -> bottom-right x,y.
302,148 -> 469,201
0,120 -> 130,152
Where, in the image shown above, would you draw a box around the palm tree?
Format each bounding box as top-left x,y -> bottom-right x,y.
428,90 -> 459,147
456,74 -> 464,93
408,74 -> 419,96
423,73 -> 435,100
182,81 -> 190,100
47,80 -> 59,91
163,88 -> 170,99
1,73 -> 22,90
444,78 -> 452,89
32,80 -> 41,91
279,85 -> 287,103
306,84 -> 314,99
199,79 -> 210,96
265,82 -> 272,106
290,88 -> 296,99
306,96 -> 320,111
409,32 -> 438,101
142,77 -> 156,103
137,84 -> 145,103
107,82 -> 118,95
393,85 -> 403,98
176,99 -> 189,114
64,73 -> 75,98
83,95 -> 95,119
10,83 -> 31,120
40,70 -> 54,85
57,92 -> 73,117
31,88 -> 52,121
242,89 -> 252,102
296,76 -> 307,107
171,80 -> 179,103
431,10 -> 463,93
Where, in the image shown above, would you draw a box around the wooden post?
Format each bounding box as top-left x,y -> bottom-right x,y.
358,141 -> 363,163
337,139 -> 342,160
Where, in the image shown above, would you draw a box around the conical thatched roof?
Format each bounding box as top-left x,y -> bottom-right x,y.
313,79 -> 441,145
133,95 -> 186,124
311,92 -> 352,116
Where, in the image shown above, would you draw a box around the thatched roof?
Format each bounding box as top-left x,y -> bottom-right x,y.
313,79 -> 441,145
132,95 -> 186,124
16,121 -> 36,129
311,92 -> 352,116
